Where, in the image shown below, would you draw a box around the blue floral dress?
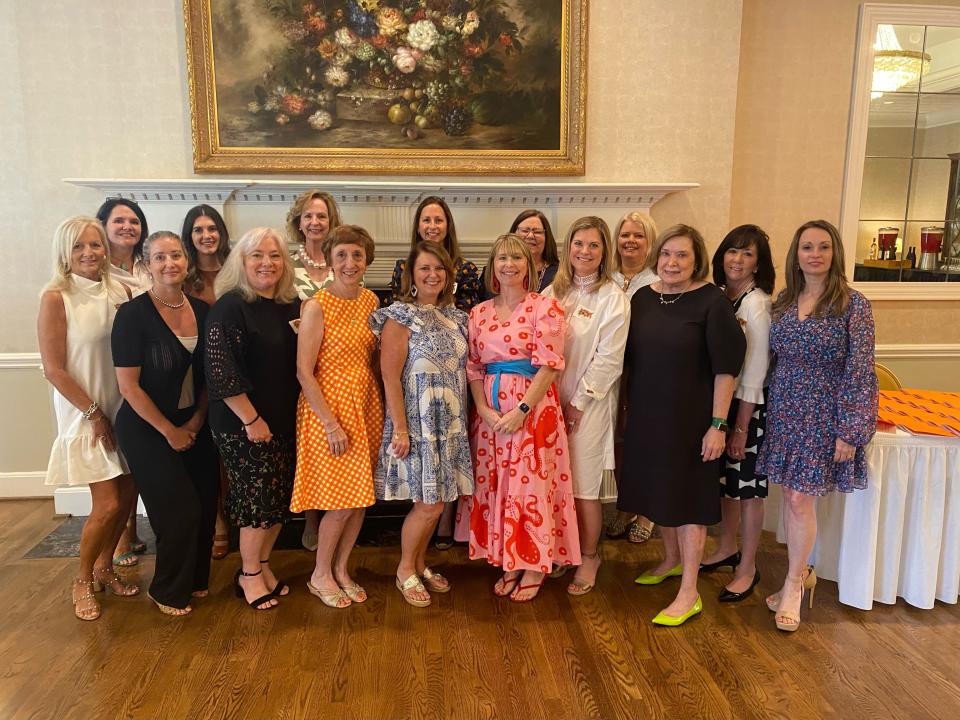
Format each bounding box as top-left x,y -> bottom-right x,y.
756,290 -> 878,495
370,302 -> 474,503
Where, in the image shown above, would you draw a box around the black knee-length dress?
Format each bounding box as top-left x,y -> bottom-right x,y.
617,284 -> 745,527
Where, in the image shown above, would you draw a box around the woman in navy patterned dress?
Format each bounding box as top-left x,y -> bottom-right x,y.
373,242 -> 473,606
757,220 -> 878,632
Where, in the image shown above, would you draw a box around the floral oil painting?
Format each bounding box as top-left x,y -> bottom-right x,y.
185,0 -> 587,174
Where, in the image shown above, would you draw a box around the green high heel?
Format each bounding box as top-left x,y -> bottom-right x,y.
634,564 -> 682,585
652,595 -> 702,626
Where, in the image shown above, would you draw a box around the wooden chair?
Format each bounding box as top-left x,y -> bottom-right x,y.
875,362 -> 903,391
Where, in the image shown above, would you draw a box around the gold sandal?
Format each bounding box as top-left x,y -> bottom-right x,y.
396,574 -> 431,607
148,592 -> 192,616
93,566 -> 139,596
72,579 -> 101,621
420,567 -> 450,593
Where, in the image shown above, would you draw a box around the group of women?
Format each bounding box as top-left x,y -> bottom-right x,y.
40,190 -> 877,633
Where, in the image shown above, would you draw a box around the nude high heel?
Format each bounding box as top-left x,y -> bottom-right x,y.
766,565 -> 816,612
774,568 -> 817,632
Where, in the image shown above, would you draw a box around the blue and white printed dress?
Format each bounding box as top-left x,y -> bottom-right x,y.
370,302 -> 474,503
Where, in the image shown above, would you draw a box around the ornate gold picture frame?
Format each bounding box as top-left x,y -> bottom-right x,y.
184,0 -> 587,175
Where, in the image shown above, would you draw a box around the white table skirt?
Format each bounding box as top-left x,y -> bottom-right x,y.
764,431 -> 960,610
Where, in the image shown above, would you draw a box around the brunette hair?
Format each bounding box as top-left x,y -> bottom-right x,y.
551,216 -> 615,298
180,205 -> 231,293
647,224 -> 710,281
772,219 -> 851,320
711,224 -> 776,295
95,198 -> 149,262
509,209 -> 559,265
324,224 -> 376,266
410,196 -> 462,263
396,241 -> 456,307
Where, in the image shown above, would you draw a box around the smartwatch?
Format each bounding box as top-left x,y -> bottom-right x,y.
518,401 -> 531,414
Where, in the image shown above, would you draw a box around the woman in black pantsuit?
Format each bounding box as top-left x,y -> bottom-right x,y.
113,231 -> 218,616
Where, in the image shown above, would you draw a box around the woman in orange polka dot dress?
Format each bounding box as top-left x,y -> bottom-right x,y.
291,225 -> 383,609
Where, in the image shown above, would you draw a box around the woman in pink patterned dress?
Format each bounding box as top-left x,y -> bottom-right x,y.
454,234 -> 580,602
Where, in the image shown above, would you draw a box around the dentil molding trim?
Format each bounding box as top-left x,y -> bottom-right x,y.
63,178 -> 700,209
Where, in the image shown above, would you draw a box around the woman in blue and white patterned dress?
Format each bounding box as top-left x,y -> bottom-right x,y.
371,241 -> 474,607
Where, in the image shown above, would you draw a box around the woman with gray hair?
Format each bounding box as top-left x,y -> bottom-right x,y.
112,231 -> 219,616
206,227 -> 301,611
39,216 -> 138,620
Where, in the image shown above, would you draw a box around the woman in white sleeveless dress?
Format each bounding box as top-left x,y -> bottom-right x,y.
38,217 -> 139,621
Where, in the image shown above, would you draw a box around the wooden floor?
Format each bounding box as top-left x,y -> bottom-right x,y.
2,499 -> 959,720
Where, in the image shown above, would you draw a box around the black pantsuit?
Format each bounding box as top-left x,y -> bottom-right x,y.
113,293 -> 219,609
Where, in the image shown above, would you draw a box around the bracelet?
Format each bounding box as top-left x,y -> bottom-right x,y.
734,426 -> 747,434
323,423 -> 341,434
392,431 -> 409,438
81,401 -> 100,420
242,413 -> 260,427
710,417 -> 729,432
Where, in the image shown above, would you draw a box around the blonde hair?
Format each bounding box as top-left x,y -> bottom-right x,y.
214,227 -> 298,303
42,216 -> 123,296
646,224 -> 710,281
772,219 -> 851,320
552,216 -> 615,299
613,211 -> 658,271
483,234 -> 536,296
396,241 -> 456,307
286,190 -> 342,245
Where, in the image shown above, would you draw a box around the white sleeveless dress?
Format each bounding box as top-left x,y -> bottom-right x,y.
44,276 -> 130,486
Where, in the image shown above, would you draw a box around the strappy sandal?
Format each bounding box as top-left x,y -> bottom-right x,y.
340,582 -> 367,603
567,552 -> 600,596
148,592 -> 192,616
93,566 -> 139,596
112,551 -> 138,567
493,571 -> 522,597
396,574 -> 431,607
72,579 -> 101,621
234,568 -> 278,610
260,559 -> 289,597
307,579 -> 351,609
420,567 -> 450,593
628,519 -> 654,544
130,539 -> 147,554
211,534 -> 229,560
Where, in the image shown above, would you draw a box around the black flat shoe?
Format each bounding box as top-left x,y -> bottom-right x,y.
718,569 -> 761,603
700,551 -> 741,573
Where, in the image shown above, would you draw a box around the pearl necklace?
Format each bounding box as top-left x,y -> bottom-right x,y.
298,245 -> 326,271
151,289 -> 186,309
659,281 -> 693,305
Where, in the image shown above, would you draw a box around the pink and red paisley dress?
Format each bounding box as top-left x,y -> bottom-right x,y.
454,293 -> 581,571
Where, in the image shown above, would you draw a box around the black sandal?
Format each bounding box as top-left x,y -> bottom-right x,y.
234,568 -> 277,610
261,559 -> 289,598
434,535 -> 454,551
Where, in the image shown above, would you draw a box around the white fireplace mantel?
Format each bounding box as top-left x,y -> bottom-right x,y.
64,178 -> 699,286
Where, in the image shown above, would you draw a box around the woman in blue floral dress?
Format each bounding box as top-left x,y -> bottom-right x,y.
757,220 -> 878,633
372,241 -> 474,607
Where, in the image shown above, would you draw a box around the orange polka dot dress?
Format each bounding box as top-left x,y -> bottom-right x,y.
291,289 -> 383,511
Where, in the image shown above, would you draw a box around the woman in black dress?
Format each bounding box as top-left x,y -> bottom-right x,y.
619,225 -> 745,626
113,231 -> 219,616
206,227 -> 302,611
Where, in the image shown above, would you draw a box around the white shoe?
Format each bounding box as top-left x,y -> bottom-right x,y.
302,530 -> 318,552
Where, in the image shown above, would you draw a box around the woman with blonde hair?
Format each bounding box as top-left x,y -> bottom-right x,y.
607,211 -> 659,544
206,228 -> 301,610
38,216 -> 138,620
286,189 -> 344,550
757,220 -> 877,632
455,234 -> 580,602
545,217 -> 629,595
619,225 -> 745,626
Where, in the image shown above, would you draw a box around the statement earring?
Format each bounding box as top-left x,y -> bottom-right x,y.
411,285 -> 417,297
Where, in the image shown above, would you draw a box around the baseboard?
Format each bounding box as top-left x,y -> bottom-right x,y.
875,344 -> 960,359
0,471 -> 53,498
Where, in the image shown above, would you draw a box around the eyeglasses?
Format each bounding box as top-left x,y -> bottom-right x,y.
516,226 -> 545,237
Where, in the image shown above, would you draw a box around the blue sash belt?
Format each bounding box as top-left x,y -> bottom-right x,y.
486,359 -> 537,412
